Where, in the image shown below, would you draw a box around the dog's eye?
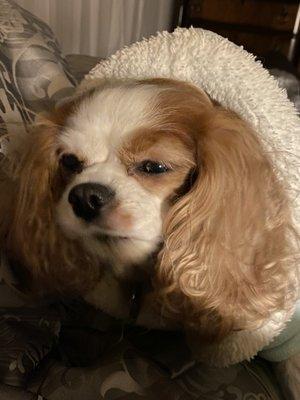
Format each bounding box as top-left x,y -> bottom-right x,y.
60,153 -> 83,173
137,160 -> 170,174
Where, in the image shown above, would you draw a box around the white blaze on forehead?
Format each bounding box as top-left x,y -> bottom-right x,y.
58,84 -> 161,163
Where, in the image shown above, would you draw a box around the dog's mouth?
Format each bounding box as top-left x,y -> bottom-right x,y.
94,232 -> 129,242
93,229 -> 161,243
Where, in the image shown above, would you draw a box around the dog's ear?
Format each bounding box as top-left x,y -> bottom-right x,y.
7,94 -> 83,216
4,99 -> 100,295
155,105 -> 296,341
6,121 -> 59,271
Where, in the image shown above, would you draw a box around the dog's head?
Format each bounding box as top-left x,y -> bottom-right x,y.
2,78 -> 296,339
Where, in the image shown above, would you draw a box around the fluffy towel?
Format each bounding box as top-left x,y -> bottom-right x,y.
79,28 -> 300,366
80,27 -> 300,230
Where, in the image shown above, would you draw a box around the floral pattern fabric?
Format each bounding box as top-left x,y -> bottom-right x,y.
0,1 -> 290,399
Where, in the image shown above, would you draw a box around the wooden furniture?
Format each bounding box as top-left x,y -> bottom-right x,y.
175,0 -> 300,65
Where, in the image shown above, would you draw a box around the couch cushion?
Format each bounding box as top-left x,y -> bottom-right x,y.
0,0 -> 76,131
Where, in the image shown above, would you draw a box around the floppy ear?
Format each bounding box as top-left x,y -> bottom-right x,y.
4,122 -> 60,286
2,93 -> 81,254
4,107 -> 100,295
155,105 -> 296,341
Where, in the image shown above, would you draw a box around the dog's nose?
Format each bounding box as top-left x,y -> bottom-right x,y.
68,183 -> 115,221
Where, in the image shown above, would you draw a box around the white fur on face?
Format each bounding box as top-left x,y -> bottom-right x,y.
58,84 -> 163,164
56,84 -> 165,273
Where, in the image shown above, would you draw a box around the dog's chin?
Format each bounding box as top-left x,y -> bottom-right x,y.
59,221 -> 159,278
85,232 -> 159,278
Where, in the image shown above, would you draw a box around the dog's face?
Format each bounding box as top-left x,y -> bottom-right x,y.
2,78 -> 294,340
55,81 -> 196,276
3,79 -> 202,291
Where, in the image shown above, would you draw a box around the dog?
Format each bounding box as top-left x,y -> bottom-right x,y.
0,78 -> 299,398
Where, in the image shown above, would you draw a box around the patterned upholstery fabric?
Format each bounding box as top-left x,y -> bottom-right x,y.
0,1 -> 289,398
0,0 -> 75,129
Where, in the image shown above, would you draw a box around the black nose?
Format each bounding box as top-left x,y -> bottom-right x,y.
68,183 -> 115,221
